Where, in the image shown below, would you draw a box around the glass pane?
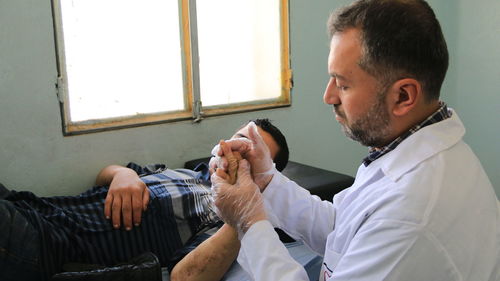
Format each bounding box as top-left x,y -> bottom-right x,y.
196,0 -> 282,107
60,0 -> 184,122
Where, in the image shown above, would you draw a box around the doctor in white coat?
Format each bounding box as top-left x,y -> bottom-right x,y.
210,0 -> 500,280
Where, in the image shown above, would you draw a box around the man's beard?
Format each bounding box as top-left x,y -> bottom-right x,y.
336,91 -> 392,148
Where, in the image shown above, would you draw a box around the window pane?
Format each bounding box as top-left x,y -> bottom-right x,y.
196,0 -> 282,107
60,0 -> 184,122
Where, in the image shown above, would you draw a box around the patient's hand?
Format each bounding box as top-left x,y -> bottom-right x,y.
218,141 -> 242,184
210,123 -> 274,191
209,138 -> 251,177
99,166 -> 149,230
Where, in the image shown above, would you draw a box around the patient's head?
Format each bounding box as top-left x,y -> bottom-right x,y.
231,118 -> 289,172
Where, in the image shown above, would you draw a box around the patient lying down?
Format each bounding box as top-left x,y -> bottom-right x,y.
0,119 -> 288,281
100,119 -> 288,281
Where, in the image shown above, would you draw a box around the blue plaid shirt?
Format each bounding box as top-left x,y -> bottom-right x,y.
4,162 -> 218,279
363,102 -> 452,166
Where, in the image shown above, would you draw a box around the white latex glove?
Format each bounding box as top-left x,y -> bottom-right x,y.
209,122 -> 275,190
209,137 -> 251,174
211,159 -> 267,235
244,122 -> 276,189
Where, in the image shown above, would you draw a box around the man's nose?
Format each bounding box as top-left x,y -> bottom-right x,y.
323,78 -> 340,105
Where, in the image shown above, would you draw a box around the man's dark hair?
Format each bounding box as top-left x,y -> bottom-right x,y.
328,0 -> 448,101
251,118 -> 289,172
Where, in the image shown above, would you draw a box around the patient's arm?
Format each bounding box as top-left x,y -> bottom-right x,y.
96,165 -> 149,230
171,141 -> 243,281
170,224 -> 240,281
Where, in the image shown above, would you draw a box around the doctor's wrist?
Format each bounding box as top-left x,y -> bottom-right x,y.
254,165 -> 277,192
238,215 -> 267,238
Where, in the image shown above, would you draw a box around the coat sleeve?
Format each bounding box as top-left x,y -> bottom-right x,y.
262,171 -> 337,255
325,220 -> 459,281
237,220 -> 310,281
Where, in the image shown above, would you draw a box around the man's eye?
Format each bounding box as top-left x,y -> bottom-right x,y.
336,85 -> 348,91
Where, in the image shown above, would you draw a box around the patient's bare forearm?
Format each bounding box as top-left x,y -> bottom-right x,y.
170,224 -> 240,281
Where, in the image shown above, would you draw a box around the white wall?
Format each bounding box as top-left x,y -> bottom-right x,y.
0,0 -> 498,198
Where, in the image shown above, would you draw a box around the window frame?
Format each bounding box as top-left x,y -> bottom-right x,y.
51,0 -> 292,135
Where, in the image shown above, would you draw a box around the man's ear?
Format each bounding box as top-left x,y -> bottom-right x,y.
387,78 -> 422,117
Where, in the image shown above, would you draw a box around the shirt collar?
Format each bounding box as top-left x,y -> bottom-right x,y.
362,101 -> 452,166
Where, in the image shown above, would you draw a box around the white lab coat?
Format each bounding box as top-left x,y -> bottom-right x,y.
237,110 -> 500,281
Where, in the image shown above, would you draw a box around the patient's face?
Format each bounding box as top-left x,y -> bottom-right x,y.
231,124 -> 279,160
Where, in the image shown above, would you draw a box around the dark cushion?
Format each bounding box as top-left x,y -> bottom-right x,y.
184,158 -> 354,202
281,161 -> 354,201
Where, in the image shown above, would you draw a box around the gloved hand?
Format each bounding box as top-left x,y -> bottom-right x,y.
209,137 -> 251,174
212,158 -> 267,235
209,122 -> 275,190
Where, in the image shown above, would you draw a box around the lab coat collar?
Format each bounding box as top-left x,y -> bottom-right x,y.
375,109 -> 465,182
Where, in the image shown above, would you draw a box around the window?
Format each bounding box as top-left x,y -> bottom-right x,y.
52,0 -> 292,135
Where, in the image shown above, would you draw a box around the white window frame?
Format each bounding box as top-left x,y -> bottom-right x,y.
51,0 -> 292,135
